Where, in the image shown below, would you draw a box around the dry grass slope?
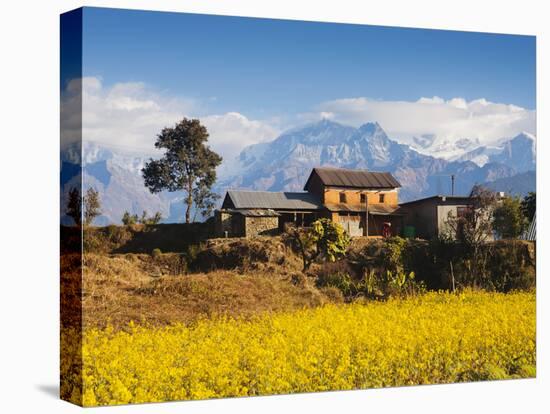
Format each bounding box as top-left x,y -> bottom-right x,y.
82,253 -> 337,329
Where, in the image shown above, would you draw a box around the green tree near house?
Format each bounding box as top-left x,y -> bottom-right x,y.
520,192 -> 536,222
493,196 -> 528,239
289,218 -> 350,272
142,118 -> 222,223
83,187 -> 101,226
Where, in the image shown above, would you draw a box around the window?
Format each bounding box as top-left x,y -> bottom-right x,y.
457,206 -> 469,218
339,192 -> 347,203
360,193 -> 366,203
379,193 -> 385,203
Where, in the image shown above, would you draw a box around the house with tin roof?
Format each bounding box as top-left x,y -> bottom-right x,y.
216,167 -> 404,237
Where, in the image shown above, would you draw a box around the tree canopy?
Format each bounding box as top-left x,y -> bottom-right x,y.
83,187 -> 101,226
493,196 -> 528,239
142,118 -> 222,223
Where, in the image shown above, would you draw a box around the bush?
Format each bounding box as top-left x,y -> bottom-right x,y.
83,225 -> 132,253
286,218 -> 350,271
151,248 -> 162,258
315,259 -> 424,301
348,238 -> 535,294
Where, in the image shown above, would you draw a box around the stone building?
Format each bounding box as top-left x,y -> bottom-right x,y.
215,209 -> 280,238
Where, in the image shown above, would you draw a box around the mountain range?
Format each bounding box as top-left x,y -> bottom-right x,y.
61,120 -> 536,224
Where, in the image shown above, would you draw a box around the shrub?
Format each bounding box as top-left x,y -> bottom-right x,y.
122,211 -> 138,226
493,196 -> 528,239
286,218 -> 350,271
83,226 -> 132,253
151,248 -> 162,258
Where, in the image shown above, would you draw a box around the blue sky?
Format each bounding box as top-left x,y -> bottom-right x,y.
67,7 -> 536,161
81,7 -> 535,115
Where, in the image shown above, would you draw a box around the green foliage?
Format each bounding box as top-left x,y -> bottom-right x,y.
122,211 -> 163,226
83,187 -> 101,226
122,211 -> 138,226
151,248 -> 162,258
66,187 -> 82,226
316,265 -> 424,301
493,196 -> 528,239
380,237 -> 408,273
347,237 -> 534,295
142,118 -> 222,223
311,219 -> 350,262
289,219 -> 350,271
140,211 -> 163,225
426,238 -> 535,292
316,271 -> 356,298
520,192 -> 536,222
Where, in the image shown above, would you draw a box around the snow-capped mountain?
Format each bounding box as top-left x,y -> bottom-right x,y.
220,120 -> 534,202
61,142 -> 188,225
454,132 -> 536,170
61,121 -> 536,224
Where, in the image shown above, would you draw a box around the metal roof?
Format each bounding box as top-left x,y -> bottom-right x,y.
223,190 -> 323,211
521,212 -> 536,241
325,203 -> 404,215
304,167 -> 401,190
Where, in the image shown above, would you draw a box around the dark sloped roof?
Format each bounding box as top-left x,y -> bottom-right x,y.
399,195 -> 471,206
223,190 -> 323,210
304,167 -> 401,190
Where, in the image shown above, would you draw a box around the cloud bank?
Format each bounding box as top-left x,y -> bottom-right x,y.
62,77 -> 536,164
315,96 -> 535,156
62,77 -> 280,162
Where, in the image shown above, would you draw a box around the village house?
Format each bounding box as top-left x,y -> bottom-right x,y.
216,167 -> 405,238
399,195 -> 474,239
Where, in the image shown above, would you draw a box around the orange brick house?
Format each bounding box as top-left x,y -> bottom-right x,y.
303,167 -> 404,236
217,167 -> 405,237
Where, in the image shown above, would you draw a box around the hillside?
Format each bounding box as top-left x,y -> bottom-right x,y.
484,170 -> 536,197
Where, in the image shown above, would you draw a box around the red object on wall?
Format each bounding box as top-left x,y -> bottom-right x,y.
382,222 -> 392,238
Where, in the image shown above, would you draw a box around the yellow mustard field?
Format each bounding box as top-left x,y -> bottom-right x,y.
67,291 -> 535,406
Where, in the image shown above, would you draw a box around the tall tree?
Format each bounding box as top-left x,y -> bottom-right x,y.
66,187 -> 81,226
142,118 -> 222,223
493,196 -> 528,239
83,187 -> 101,226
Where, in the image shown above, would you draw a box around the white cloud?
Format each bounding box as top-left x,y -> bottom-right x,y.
61,77 -> 279,162
201,112 -> 279,161
316,96 -> 536,156
62,77 -> 536,164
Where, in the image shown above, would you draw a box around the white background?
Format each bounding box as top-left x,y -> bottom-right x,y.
0,0 -> 548,412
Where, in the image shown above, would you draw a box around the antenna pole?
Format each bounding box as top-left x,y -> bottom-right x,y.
365,192 -> 369,238
451,174 -> 455,196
